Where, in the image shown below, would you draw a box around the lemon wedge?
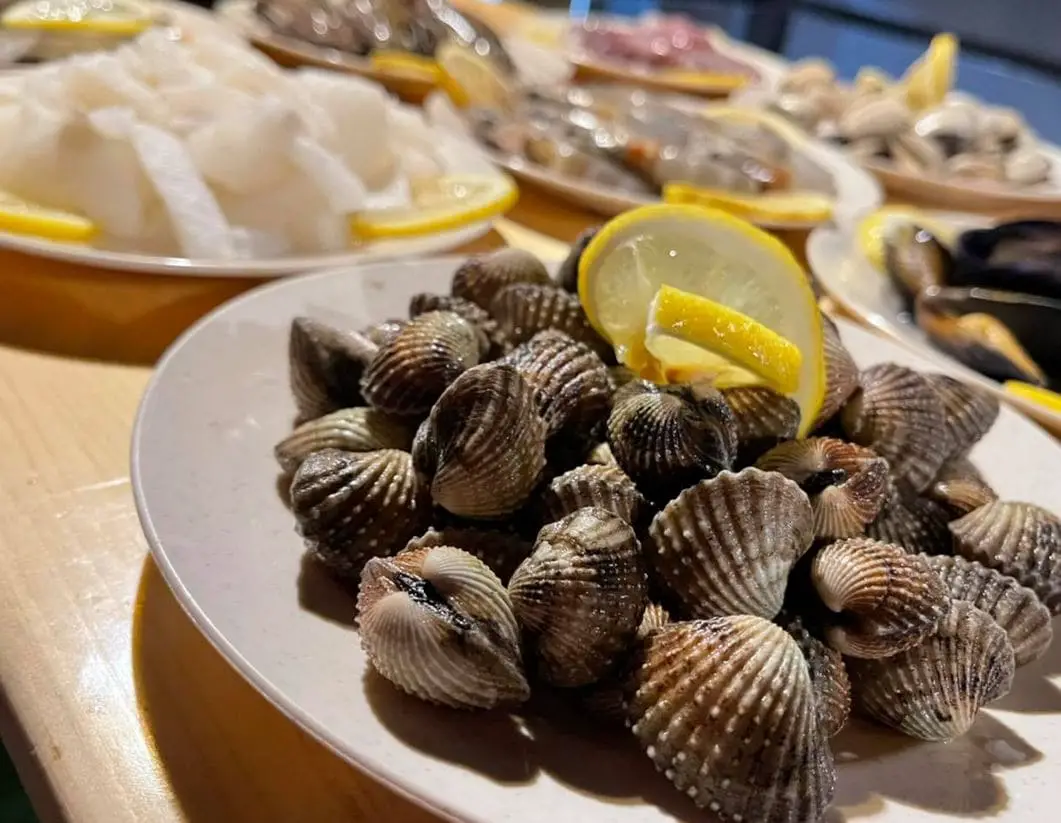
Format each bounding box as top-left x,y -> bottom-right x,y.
578,203 -> 825,435
1,0 -> 153,34
351,173 -> 517,241
0,192 -> 97,242
903,33 -> 958,112
1004,381 -> 1061,415
856,205 -> 959,272
435,40 -> 514,110
663,183 -> 833,224
369,51 -> 442,84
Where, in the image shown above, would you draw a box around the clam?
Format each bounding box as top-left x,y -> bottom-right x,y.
628,617 -> 836,822
811,537 -> 950,658
412,363 -> 547,519
555,227 -> 598,293
362,319 -> 406,348
408,293 -> 504,357
756,438 -> 889,539
290,448 -> 430,577
361,311 -> 482,416
274,407 -> 415,473
288,317 -> 377,422
841,363 -> 950,493
882,223 -> 950,309
867,483 -> 953,555
847,601 -> 1014,740
780,58 -> 836,94
491,282 -> 612,360
926,554 -> 1052,667
926,456 -> 998,517
777,611 -> 851,737
913,103 -> 978,157
925,373 -> 1000,459
508,507 -> 647,687
813,314 -> 861,430
647,467 -> 814,620
358,545 -> 530,709
720,386 -> 801,463
946,152 -> 1004,182
451,248 -> 552,309
405,527 -> 533,585
950,501 -> 1061,613
1005,148 -> 1051,186
952,220 -> 1061,302
537,463 -> 646,526
890,132 -> 944,174
838,94 -> 909,142
608,380 -> 738,503
501,330 -> 611,436
978,107 -> 1025,151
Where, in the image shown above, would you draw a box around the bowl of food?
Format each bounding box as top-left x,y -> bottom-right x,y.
134,208 -> 1061,823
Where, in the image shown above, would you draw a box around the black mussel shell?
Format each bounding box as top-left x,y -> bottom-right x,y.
952,221 -> 1061,302
884,223 -> 951,308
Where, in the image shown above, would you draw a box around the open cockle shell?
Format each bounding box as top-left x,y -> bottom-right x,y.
777,610 -> 851,737
274,407 -> 415,473
847,601 -> 1015,741
811,537 -> 949,658
841,363 -> 950,493
508,507 -> 648,687
361,310 -> 482,416
926,456 -> 998,517
926,554 -> 1052,667
412,363 -> 547,519
648,467 -> 815,620
950,501 -> 1061,613
288,317 -> 377,422
536,463 -> 646,526
290,448 -> 430,577
756,438 -> 889,539
925,373 -> 1000,460
451,248 -> 553,309
628,617 -> 836,823
357,545 -> 530,709
405,527 -> 534,585
490,283 -> 612,360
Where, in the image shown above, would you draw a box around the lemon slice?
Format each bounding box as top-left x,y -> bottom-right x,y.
435,40 -> 514,110
578,203 -> 825,435
903,33 -> 958,112
652,69 -> 749,93
856,205 -> 959,272
1004,381 -> 1061,414
0,192 -> 97,242
663,183 -> 833,224
351,173 -> 517,241
369,52 -> 442,84
1,0 -> 153,34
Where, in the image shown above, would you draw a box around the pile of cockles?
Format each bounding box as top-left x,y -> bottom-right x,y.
275,243 -> 1061,823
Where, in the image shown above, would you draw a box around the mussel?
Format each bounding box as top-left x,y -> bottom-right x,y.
952,221 -> 1061,301
883,223 -> 950,308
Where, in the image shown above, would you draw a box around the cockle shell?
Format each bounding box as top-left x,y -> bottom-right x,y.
841,362 -> 950,492
274,407 -> 415,473
813,314 -> 860,430
288,317 -> 377,422
648,468 -> 814,619
777,611 -> 851,737
490,283 -> 612,360
926,555 -> 1052,666
501,330 -> 611,436
756,438 -> 889,539
360,311 -> 481,416
412,363 -> 547,519
587,441 -> 618,466
555,227 -> 598,293
606,364 -> 638,395
608,380 -> 738,503
362,319 -> 406,348
537,463 -> 646,526
720,386 -> 801,462
409,293 -> 504,357
508,507 -> 647,687
925,373 -> 1000,459
866,484 -> 953,554
847,601 -> 1015,740
358,545 -> 530,709
838,94 -> 910,141
290,448 -> 430,577
405,527 -> 534,585
811,537 -> 949,658
950,501 -> 1061,613
451,247 -> 552,309
926,456 -> 998,517
628,617 -> 836,822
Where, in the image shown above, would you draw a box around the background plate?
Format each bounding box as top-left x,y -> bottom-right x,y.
133,257 -> 1061,823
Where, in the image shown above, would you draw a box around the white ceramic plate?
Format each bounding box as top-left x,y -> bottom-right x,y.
807,212 -> 1061,434
134,256 -> 1061,823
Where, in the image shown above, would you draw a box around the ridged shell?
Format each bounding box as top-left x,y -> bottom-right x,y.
813,314 -> 861,430
274,407 -> 415,473
647,468 -> 815,619
290,448 -> 430,577
508,508 -> 648,687
405,527 -> 533,585
606,365 -> 638,395
847,601 -> 1015,740
926,457 -> 998,517
288,317 -> 377,422
777,611 -> 851,737
866,484 -> 953,555
409,293 -> 503,357
925,374 -> 1000,459
720,386 -> 801,462
490,283 -> 612,360
811,537 -> 950,658
362,319 -> 406,348
926,554 -> 1052,666
501,330 -> 611,436
756,438 -> 889,539
841,363 -> 950,492
360,311 -> 481,416
628,617 -> 836,823
608,380 -> 738,503
537,463 -> 646,525
950,501 -> 1061,613
412,363 -> 547,519
587,441 -> 618,466
451,248 -> 552,309
357,545 -> 530,709
555,227 -> 598,293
